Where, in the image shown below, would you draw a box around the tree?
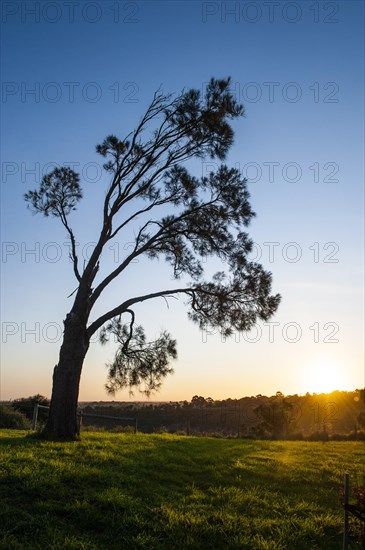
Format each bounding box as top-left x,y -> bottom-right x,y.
254,392 -> 297,439
358,412 -> 365,430
24,77 -> 280,439
0,405 -> 30,429
191,395 -> 207,408
12,394 -> 50,423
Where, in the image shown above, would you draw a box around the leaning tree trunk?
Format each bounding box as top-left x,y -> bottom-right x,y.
43,310 -> 90,439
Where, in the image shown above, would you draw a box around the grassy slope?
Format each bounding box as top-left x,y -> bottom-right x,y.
0,431 -> 363,549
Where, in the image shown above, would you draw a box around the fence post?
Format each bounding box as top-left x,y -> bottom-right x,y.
77,411 -> 83,434
134,418 -> 138,434
32,404 -> 39,430
343,472 -> 349,550
237,402 -> 241,438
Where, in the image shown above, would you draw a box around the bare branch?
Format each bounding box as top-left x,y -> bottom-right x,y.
57,206 -> 81,283
122,309 -> 135,353
87,287 -> 191,337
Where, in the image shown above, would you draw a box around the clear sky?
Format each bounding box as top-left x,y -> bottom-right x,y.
1,0 -> 364,402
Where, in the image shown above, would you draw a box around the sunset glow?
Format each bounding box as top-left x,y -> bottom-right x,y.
301,358 -> 349,395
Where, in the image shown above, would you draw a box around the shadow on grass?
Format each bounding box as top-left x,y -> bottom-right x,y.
1,433 -> 359,549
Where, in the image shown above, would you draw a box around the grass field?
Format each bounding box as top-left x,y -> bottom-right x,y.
0,430 -> 364,549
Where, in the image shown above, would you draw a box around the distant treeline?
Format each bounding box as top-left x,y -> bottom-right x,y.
78,390 -> 365,439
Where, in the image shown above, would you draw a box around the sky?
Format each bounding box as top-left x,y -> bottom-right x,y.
1,0 -> 364,402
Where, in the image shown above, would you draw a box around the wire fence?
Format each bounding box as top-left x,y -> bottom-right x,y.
342,473 -> 365,549
31,404 -> 137,433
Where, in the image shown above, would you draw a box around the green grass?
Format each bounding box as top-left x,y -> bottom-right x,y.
0,431 -> 363,549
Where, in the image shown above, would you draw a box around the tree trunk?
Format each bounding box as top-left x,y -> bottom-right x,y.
43,311 -> 90,439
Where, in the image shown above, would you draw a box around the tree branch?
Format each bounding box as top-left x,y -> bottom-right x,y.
108,188 -> 181,241
57,206 -> 81,283
122,309 -> 135,353
87,287 -> 192,337
88,195 -> 221,311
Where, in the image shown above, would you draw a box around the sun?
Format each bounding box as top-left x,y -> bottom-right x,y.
302,357 -> 348,394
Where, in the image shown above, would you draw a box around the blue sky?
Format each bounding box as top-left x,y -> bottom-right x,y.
1,0 -> 364,401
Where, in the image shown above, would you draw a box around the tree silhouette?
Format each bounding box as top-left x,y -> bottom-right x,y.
11,394 -> 50,423
25,78 -> 280,438
254,392 -> 297,439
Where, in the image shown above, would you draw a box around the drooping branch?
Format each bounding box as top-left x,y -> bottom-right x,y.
99,311 -> 177,396
122,309 -> 135,353
86,268 -> 279,395
87,261 -> 280,339
87,288 -> 189,337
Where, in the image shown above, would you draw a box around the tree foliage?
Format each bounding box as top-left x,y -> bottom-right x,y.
24,167 -> 82,217
12,394 -> 50,422
100,317 -> 177,396
254,392 -> 297,439
0,404 -> 30,429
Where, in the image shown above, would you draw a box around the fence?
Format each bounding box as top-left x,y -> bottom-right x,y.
342,473 -> 365,549
31,404 -> 137,433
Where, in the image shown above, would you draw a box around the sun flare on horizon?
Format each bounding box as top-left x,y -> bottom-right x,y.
301,358 -> 350,395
